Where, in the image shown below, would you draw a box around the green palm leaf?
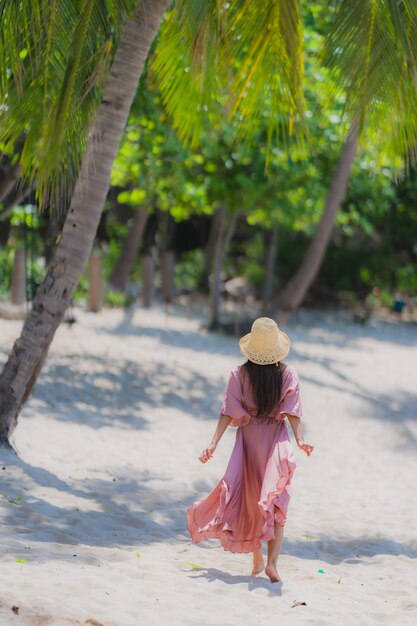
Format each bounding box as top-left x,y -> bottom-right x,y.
152,0 -> 224,148
224,0 -> 306,151
324,0 -> 417,172
0,0 -> 138,211
153,0 -> 306,155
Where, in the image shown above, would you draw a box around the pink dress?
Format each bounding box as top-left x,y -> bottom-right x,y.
187,363 -> 302,553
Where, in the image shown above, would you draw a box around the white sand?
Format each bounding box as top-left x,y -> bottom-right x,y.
1,304 -> 416,626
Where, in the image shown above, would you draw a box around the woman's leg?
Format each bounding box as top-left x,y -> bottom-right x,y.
265,523 -> 284,582
251,545 -> 265,575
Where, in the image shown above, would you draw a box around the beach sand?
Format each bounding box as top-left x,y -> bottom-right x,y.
1,304 -> 416,626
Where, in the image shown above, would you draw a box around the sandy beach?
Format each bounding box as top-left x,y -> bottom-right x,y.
1,304 -> 416,626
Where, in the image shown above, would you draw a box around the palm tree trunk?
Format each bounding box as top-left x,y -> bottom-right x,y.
108,205 -> 148,292
262,227 -> 277,315
140,251 -> 154,307
274,119 -> 359,318
0,162 -> 21,204
208,208 -> 239,331
0,219 -> 11,246
159,210 -> 176,304
161,250 -> 176,303
199,211 -> 222,293
88,249 -> 103,313
0,0 -> 168,449
10,249 -> 26,305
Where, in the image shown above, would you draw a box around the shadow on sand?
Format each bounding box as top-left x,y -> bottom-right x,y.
186,567 -> 283,596
30,352 -> 226,429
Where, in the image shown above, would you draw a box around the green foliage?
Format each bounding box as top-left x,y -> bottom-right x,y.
10,205 -> 41,229
152,0 -> 224,147
154,0 -> 306,152
0,248 -> 13,299
174,249 -> 204,291
324,0 -> 417,174
396,264 -> 417,294
104,290 -> 134,308
0,0 -> 138,212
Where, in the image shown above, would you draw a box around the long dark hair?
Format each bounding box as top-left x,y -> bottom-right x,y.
242,360 -> 282,418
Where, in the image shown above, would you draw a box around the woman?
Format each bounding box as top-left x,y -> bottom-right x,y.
186,317 -> 314,583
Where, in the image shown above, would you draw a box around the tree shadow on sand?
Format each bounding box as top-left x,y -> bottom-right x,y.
289,314 -> 417,349
292,348 -> 417,450
29,353 -> 226,429
0,452 -> 199,560
1,452 -> 416,572
99,320 -> 239,357
283,535 -> 417,563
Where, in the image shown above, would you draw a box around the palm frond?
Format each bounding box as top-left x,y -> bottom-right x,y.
153,0 -> 306,156
324,0 -> 417,172
152,0 -> 224,148
0,0 -> 138,211
225,0 -> 306,150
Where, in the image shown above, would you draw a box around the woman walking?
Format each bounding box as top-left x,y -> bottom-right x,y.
187,317 -> 314,583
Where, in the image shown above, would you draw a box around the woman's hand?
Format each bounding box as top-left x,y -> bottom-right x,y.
298,441 -> 314,456
199,442 -> 217,463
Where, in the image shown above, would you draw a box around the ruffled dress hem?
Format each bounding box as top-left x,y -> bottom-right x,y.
186,457 -> 296,554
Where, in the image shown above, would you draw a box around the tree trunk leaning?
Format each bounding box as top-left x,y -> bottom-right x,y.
199,211 -> 222,293
262,227 -> 277,315
108,206 -> 148,292
0,162 -> 21,204
10,249 -> 26,306
158,210 -> 176,304
161,250 -> 175,304
208,208 -> 239,331
274,119 -> 359,318
0,0 -> 169,449
88,250 -> 103,313
141,252 -> 154,308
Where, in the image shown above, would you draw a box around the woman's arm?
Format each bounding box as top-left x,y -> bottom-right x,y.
286,414 -> 314,456
199,413 -> 231,463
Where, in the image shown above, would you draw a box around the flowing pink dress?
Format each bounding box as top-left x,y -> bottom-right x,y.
187,363 -> 302,553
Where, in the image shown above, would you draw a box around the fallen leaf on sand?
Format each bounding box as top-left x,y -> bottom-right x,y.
186,562 -> 202,570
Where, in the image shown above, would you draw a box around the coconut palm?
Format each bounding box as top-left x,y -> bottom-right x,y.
272,0 -> 417,315
0,0 -> 170,448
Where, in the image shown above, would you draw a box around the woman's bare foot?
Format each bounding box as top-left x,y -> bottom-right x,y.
265,563 -> 281,583
251,547 -> 265,575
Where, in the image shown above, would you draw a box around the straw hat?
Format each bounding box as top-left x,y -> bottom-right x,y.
239,317 -> 290,365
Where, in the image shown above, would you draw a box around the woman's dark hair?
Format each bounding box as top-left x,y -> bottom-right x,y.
242,360 -> 282,417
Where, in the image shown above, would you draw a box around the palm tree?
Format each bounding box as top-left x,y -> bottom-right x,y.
271,119 -> 359,318
0,0 -> 169,448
